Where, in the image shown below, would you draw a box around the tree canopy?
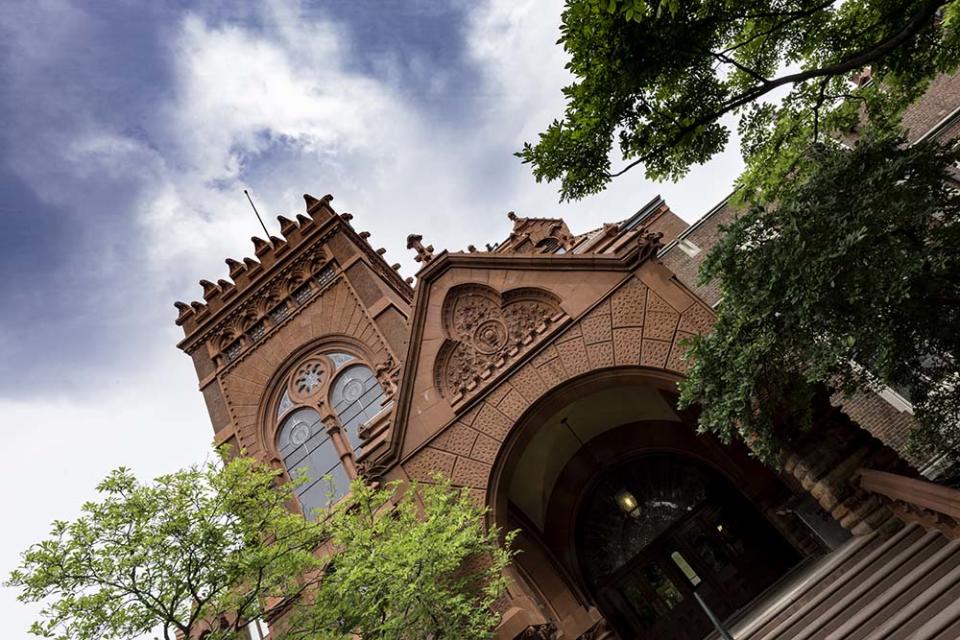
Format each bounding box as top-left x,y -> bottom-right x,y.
7,455 -> 327,640
286,478 -> 513,640
677,134 -> 960,461
519,0 -> 960,201
8,459 -> 511,640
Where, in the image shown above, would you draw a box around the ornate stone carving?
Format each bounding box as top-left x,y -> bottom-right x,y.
406,233 -> 435,264
374,355 -> 401,400
434,284 -> 565,403
636,228 -> 664,263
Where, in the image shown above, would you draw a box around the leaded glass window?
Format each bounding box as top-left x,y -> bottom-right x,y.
330,364 -> 388,450
277,407 -> 347,517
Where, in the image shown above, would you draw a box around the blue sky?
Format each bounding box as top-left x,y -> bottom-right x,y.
0,0 -> 743,634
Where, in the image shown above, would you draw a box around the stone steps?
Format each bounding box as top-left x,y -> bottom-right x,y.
706,523 -> 960,640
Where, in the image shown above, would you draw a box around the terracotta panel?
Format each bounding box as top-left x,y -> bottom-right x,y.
678,303 -> 715,336
536,357 -> 567,389
474,403 -> 513,441
404,447 -> 456,482
452,456 -> 492,489
640,339 -> 672,368
510,363 -> 549,403
611,277 -> 648,328
498,388 -> 531,421
666,333 -> 694,374
612,327 -> 644,365
470,433 -> 501,464
556,337 -> 590,378
587,341 -> 615,369
643,311 -> 680,341
430,421 -> 480,457
580,300 -> 613,345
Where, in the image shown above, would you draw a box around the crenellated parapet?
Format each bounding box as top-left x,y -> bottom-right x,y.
175,193 -> 412,370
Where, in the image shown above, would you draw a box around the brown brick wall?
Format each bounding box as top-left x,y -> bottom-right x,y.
902,72 -> 960,143
647,209 -> 689,245
832,389 -> 925,468
659,200 -> 740,306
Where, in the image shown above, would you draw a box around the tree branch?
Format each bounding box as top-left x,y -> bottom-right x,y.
607,0 -> 946,179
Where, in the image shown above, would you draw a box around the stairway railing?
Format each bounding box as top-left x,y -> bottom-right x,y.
858,468 -> 960,537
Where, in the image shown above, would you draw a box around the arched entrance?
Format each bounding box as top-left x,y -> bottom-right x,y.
577,455 -> 798,639
487,369 -> 816,639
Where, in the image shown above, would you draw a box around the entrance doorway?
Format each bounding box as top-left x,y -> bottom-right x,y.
576,456 -> 800,639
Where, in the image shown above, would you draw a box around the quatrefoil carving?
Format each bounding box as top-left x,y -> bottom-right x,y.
434,284 -> 564,402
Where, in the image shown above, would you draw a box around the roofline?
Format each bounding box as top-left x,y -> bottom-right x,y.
658,190 -> 737,258
621,194 -> 665,231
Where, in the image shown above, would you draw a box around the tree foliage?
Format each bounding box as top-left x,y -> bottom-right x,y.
677,134 -> 960,461
286,478 -> 514,640
7,455 -> 327,640
9,460 -> 512,640
519,0 -> 960,200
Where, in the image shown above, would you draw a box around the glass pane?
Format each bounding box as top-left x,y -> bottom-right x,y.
285,436 -> 339,486
298,462 -> 350,518
283,428 -> 331,470
276,408 -> 323,457
276,389 -> 294,419
327,352 -> 355,370
330,365 -> 386,449
640,562 -> 684,610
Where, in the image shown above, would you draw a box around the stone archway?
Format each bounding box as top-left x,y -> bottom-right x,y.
482,368 -> 813,639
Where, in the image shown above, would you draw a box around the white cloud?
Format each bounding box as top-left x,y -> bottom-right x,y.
1,0 -> 746,636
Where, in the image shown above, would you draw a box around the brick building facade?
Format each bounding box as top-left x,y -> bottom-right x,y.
174,74 -> 960,640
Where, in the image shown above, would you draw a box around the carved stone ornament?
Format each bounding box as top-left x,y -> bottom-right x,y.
434,284 -> 565,403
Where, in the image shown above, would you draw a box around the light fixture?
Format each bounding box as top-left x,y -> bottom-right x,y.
616,489 -> 642,518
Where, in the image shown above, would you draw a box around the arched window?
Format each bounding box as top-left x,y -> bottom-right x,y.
272,350 -> 392,518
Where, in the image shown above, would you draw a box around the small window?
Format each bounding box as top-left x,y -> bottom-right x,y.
677,238 -> 701,257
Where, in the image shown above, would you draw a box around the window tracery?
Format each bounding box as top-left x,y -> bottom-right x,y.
271,349 -> 391,518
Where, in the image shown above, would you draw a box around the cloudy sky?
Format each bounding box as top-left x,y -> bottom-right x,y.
0,0 -> 742,633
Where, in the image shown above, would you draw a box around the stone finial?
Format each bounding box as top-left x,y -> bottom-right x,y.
405,277 -> 414,285
303,193 -> 332,211
251,236 -> 271,256
406,234 -> 435,265
277,215 -> 297,237
486,243 -> 495,251
391,263 -> 401,270
507,211 -> 518,222
341,213 -> 354,224
359,231 -> 371,240
225,258 -> 245,278
376,247 -> 386,255
467,244 -> 477,253
199,279 -> 220,300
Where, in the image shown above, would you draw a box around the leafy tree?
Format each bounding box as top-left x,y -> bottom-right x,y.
519,0 -> 960,201
9,460 -> 513,640
677,134 -> 960,461
7,455 -> 327,640
286,477 -> 514,640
